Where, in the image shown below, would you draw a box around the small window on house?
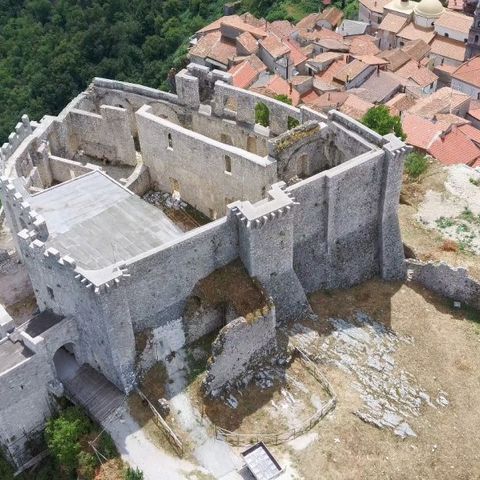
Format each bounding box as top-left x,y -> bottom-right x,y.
224,155 -> 232,174
444,32 -> 449,38
399,41 -> 404,47
476,34 -> 479,43
167,133 -> 173,149
47,286 -> 54,300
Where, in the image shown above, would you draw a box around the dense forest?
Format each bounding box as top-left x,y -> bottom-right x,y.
0,0 -> 354,141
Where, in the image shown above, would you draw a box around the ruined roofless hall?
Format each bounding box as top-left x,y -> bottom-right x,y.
0,63 -> 409,467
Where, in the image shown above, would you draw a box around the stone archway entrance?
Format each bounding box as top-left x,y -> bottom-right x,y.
53,343 -> 80,384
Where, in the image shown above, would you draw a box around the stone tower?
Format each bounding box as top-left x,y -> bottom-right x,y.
466,0 -> 480,59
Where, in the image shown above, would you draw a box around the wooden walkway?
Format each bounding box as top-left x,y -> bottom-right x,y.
63,365 -> 125,424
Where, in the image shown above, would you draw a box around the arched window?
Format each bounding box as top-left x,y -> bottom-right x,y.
476,34 -> 479,43
224,155 -> 232,174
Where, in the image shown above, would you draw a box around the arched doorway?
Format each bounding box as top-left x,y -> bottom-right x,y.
53,343 -> 80,383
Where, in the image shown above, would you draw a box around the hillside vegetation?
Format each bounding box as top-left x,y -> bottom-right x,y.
0,0 -> 355,141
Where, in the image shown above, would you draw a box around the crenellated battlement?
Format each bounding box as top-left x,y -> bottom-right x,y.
0,115 -> 36,172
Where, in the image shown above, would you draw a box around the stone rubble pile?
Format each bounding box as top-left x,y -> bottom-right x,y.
290,312 -> 448,438
143,190 -> 187,210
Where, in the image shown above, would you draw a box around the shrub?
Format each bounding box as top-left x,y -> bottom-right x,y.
77,451 -> 98,480
97,432 -> 118,460
124,466 -> 145,480
361,105 -> 405,140
404,152 -> 428,179
0,452 -> 14,480
45,407 -> 92,474
441,239 -> 458,252
255,103 -> 269,127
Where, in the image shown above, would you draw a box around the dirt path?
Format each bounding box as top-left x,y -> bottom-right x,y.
165,349 -> 244,479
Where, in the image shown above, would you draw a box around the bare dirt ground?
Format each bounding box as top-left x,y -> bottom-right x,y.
275,280 -> 480,480
400,161 -> 480,279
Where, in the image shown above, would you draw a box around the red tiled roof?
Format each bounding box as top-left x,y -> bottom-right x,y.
268,20 -> 295,39
358,0 -> 390,14
265,75 -> 301,105
402,113 -> 449,150
385,93 -> 417,116
189,31 -> 237,66
301,90 -> 321,104
428,128 -> 480,166
318,6 -> 344,28
220,17 -> 268,38
379,48 -> 411,71
259,34 -> 290,59
284,38 -> 308,66
339,94 -> 374,120
308,91 -> 349,111
397,23 -> 436,44
401,39 -> 431,61
395,60 -> 438,87
333,59 -> 372,83
408,87 -> 470,118
458,124 -> 480,144
430,37 -> 466,62
448,0 -> 464,10
316,58 -> 348,84
452,56 -> 480,88
228,60 -> 259,88
236,31 -> 258,54
348,36 -> 380,56
378,13 -> 407,33
435,10 -> 473,35
296,13 -> 321,30
468,108 -> 480,121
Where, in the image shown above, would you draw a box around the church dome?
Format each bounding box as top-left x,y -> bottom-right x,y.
414,0 -> 445,18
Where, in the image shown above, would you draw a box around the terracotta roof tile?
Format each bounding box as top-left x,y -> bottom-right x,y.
358,0 -> 390,14
316,58 -> 348,84
434,113 -> 469,128
379,48 -> 411,71
259,34 -> 290,59
408,87 -> 470,118
397,23 -> 436,44
468,108 -> 480,121
296,13 -> 321,30
435,10 -> 473,35
402,113 -> 449,150
452,56 -> 480,88
355,54 -> 390,65
428,128 -> 480,165
395,59 -> 438,87
264,75 -> 301,105
458,124 -> 480,144
228,60 -> 259,88
236,31 -> 258,54
318,6 -> 344,27
348,70 -> 404,103
333,59 -> 372,83
448,0 -> 464,10
378,13 -> 407,33
190,31 -> 237,66
284,38 -> 308,66
401,39 -> 431,61
339,94 -> 374,120
268,20 -> 295,39
308,91 -> 349,111
220,17 -> 268,38
385,92 -> 417,116
430,37 -> 466,62
348,35 -> 380,56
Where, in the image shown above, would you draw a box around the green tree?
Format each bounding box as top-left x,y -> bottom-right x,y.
77,451 -> 98,480
361,105 -> 406,140
125,466 -> 145,480
404,151 -> 428,179
44,407 -> 92,475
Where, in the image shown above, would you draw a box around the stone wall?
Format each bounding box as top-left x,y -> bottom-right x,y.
406,259 -> 480,310
66,106 -> 136,166
203,306 -> 277,396
136,105 -> 277,218
0,343 -> 55,468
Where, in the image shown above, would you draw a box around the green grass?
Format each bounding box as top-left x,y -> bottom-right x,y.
404,152 -> 429,179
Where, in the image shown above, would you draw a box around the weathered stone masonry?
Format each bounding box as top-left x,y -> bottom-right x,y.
0,63 -> 409,467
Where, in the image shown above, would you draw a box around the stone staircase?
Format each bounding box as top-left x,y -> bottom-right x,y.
63,365 -> 125,424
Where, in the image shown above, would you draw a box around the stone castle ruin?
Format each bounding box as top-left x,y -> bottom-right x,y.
0,63 -> 409,467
